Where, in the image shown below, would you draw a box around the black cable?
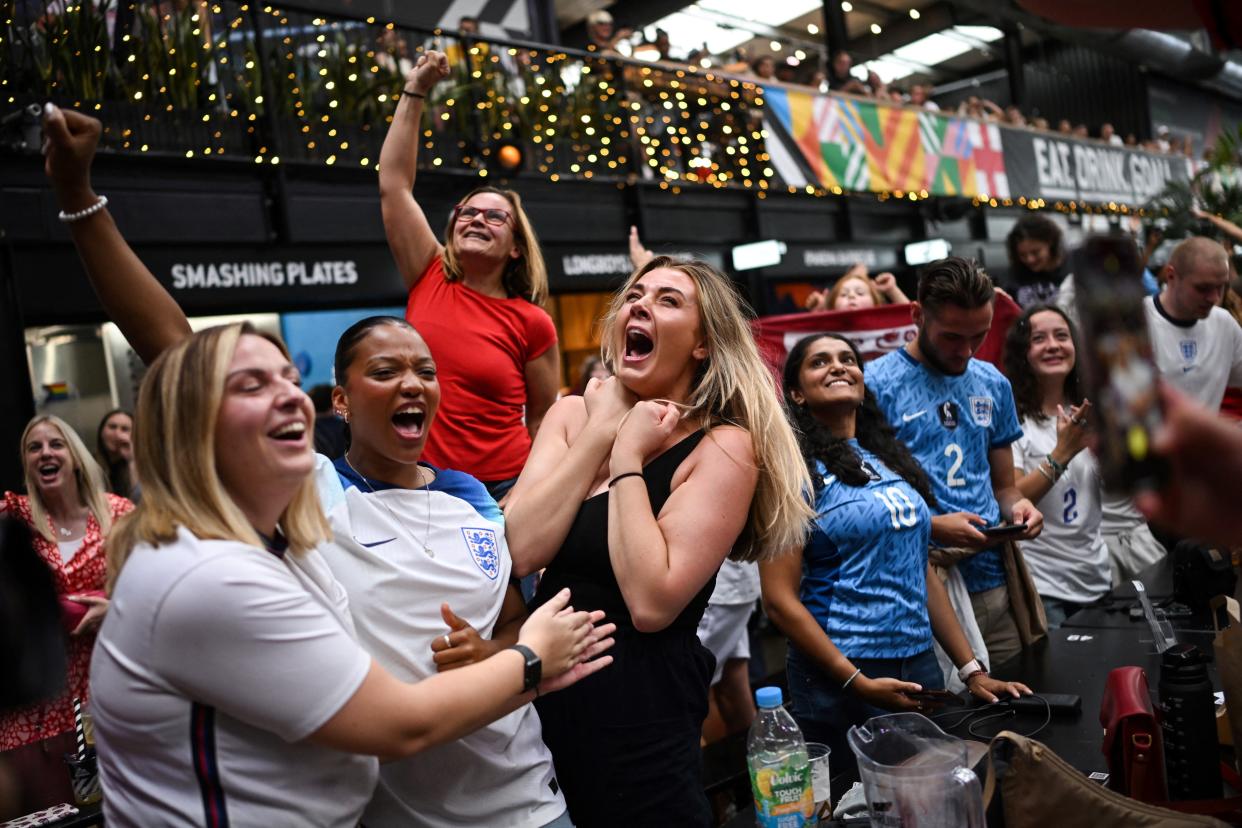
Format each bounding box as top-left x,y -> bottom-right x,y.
933,694 -> 1055,740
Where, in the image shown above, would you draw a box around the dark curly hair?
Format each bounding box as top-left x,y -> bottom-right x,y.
1001,304 -> 1082,423
783,334 -> 937,507
1006,215 -> 1065,280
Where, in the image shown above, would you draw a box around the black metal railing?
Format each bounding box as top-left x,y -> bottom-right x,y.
0,1 -> 774,190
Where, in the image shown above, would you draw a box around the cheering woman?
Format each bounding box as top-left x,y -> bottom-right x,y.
761,334 -> 1028,776
380,49 -> 559,501
43,104 -> 609,827
505,256 -> 813,826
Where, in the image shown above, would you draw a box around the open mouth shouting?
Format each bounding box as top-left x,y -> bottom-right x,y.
391,405 -> 427,441
624,326 -> 654,364
37,461 -> 61,485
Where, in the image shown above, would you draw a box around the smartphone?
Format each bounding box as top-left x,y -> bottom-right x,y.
980,523 -> 1027,539
1071,234 -> 1167,493
1006,693 -> 1082,716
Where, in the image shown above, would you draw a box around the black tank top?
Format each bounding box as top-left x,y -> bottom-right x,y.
534,431 -> 716,634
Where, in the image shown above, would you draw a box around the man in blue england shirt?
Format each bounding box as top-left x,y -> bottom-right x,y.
867,257 -> 1045,666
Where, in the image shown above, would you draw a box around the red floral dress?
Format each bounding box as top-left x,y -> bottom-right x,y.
0,491 -> 133,751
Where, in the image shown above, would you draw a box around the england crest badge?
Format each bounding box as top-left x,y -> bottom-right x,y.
1180,339 -> 1197,362
969,396 -> 993,427
461,527 -> 500,579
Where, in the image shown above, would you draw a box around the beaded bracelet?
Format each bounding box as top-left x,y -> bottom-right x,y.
57,194 -> 108,224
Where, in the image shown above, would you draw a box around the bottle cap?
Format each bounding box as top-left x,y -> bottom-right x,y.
755,686 -> 783,709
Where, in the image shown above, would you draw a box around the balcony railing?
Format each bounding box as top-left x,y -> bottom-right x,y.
0,1 -> 1204,211
0,1 -> 770,189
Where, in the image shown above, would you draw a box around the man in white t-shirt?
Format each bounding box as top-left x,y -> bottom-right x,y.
1145,236 -> 1242,411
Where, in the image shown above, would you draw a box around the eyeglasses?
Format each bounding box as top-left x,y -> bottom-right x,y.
453,205 -> 512,226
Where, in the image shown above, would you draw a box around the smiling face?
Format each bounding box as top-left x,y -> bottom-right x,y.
25,420 -> 77,499
450,191 -> 521,266
832,276 -> 877,311
614,267 -> 707,401
214,335 -> 316,509
788,336 -> 865,416
1026,309 -> 1075,382
100,411 -> 134,459
334,323 -> 441,475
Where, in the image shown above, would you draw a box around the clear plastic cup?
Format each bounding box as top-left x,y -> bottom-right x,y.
807,741 -> 832,818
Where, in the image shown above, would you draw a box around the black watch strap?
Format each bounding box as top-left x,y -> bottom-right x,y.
508,644 -> 542,693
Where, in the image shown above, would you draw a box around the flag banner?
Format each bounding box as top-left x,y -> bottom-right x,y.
753,293 -> 1021,383
763,88 -> 1009,199
761,86 -> 1190,208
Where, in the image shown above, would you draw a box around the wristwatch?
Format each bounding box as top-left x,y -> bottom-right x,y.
509,644 -> 542,693
957,658 -> 988,684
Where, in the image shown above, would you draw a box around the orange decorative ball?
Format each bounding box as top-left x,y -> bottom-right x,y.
497,144 -> 522,169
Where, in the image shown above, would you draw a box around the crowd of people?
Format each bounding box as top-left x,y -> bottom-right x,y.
4,42 -> 1242,828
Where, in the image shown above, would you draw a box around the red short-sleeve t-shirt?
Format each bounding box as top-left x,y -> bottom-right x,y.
405,257 -> 557,481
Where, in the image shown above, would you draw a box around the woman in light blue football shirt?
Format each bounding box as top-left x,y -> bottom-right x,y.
761,334 -> 1028,775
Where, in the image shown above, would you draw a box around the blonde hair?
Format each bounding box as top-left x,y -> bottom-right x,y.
20,415 -> 114,544
442,186 -> 549,304
107,323 -> 330,589
601,256 -> 812,562
827,274 -> 884,309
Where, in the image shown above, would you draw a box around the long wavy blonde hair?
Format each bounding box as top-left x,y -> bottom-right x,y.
442,186 -> 549,304
107,323 -> 330,589
601,256 -> 812,561
20,415 -> 113,543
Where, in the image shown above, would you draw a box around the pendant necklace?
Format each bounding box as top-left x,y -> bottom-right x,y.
342,453 -> 437,558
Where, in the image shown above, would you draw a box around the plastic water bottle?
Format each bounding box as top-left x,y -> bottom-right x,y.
748,686 -> 814,828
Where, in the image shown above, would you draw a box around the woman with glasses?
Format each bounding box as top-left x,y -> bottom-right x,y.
379,49 -> 559,502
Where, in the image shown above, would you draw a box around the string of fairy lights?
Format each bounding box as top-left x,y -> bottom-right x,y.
0,2 -> 1162,217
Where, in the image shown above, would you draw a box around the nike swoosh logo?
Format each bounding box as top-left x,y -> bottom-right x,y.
358,537 -> 397,548
902,410 -> 927,422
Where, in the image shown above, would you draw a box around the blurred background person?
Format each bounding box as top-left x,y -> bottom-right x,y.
1,415 -> 132,815
804,264 -> 909,312
95,408 -> 137,499
568,354 -> 610,397
1005,214 -> 1070,309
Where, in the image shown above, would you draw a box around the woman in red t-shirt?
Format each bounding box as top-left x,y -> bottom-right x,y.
379,49 -> 560,500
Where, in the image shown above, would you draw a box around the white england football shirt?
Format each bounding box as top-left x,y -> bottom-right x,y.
1145,295 -> 1242,411
1011,417 -> 1111,603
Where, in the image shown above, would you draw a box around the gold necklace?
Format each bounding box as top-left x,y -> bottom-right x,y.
341,453 -> 436,558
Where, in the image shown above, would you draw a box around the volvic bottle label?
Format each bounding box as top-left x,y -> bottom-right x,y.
749,757 -> 814,827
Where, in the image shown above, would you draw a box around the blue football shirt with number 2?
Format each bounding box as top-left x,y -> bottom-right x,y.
865,350 -> 1023,593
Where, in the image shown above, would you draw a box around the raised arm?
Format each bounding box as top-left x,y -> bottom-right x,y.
1193,207 -> 1242,245
378,51 -> 449,291
760,543 -> 920,712
605,409 -> 756,632
42,105 -> 191,363
1012,401 -> 1091,503
504,377 -> 634,575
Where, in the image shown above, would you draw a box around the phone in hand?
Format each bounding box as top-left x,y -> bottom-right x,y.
1071,234 -> 1167,493
980,522 -> 1027,539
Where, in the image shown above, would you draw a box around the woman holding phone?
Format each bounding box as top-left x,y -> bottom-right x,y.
762,334 -> 1029,777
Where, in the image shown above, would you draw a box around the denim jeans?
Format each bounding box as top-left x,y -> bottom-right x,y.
1041,596 -> 1087,629
786,646 -> 943,784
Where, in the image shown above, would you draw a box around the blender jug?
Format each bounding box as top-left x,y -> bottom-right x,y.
847,712 -> 986,828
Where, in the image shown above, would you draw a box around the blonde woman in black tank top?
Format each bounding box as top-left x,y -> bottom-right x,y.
506,257 -> 813,827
